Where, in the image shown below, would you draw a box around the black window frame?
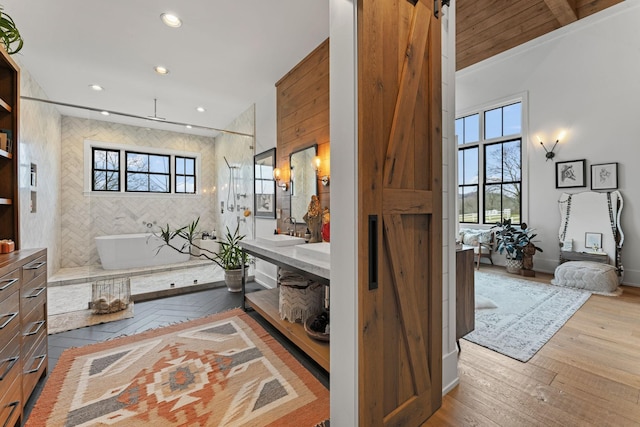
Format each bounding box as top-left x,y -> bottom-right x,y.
92,148 -> 120,192
483,139 -> 522,224
458,146 -> 479,224
125,151 -> 171,193
174,156 -> 196,194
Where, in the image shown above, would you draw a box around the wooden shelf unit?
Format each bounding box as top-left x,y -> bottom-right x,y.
0,47 -> 19,248
245,288 -> 330,372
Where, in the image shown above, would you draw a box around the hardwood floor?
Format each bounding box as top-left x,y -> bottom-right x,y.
425,265 -> 640,426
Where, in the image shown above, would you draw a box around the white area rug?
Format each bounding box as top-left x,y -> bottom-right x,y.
463,271 -> 591,362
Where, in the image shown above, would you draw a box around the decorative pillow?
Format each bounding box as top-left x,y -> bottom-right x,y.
551,261 -> 618,293
460,229 -> 492,246
475,295 -> 498,309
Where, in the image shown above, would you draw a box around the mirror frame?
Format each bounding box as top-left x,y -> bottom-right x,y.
254,148 -> 277,218
289,144 -> 318,224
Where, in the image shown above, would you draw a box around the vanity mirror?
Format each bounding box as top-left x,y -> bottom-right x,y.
290,144 -> 318,224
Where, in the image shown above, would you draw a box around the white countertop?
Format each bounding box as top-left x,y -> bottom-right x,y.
240,239 -> 330,282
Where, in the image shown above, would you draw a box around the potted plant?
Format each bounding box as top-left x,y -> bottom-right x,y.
0,6 -> 23,54
157,218 -> 249,292
492,219 -> 543,274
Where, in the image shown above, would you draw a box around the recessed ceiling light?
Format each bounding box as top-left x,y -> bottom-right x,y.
154,66 -> 169,75
160,13 -> 182,28
89,84 -> 104,91
196,107 -> 205,113
185,125 -> 192,129
100,111 -> 109,116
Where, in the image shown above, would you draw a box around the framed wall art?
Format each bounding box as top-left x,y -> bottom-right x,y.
591,162 -> 618,190
585,232 -> 602,250
556,159 -> 586,189
254,148 -> 276,218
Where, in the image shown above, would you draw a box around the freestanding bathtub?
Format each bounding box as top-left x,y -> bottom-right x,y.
96,233 -> 190,270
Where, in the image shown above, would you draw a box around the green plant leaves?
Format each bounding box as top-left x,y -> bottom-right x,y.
0,7 -> 23,55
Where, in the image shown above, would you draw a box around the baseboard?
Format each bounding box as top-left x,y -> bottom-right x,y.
442,348 -> 459,395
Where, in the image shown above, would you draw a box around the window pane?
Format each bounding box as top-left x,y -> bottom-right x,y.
458,150 -> 464,184
503,103 -> 521,136
94,150 -> 106,169
106,171 -> 119,191
484,107 -> 502,140
127,153 -> 147,172
150,174 -> 169,192
484,184 -> 502,223
463,114 -> 479,143
106,151 -> 119,170
149,155 -> 169,173
176,176 -> 185,192
504,183 -> 521,223
185,177 -> 195,193
485,143 -> 502,183
455,118 -> 463,144
127,173 -> 148,191
185,158 -> 195,175
503,140 -> 521,182
93,171 -> 106,190
259,164 -> 272,180
176,158 -> 185,174
459,186 -> 479,223
463,147 -> 478,185
262,179 -> 274,194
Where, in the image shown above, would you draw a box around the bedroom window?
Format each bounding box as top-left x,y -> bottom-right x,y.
456,99 -> 524,225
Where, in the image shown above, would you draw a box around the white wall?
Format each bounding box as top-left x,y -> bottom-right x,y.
456,1 -> 640,286
17,64 -> 62,275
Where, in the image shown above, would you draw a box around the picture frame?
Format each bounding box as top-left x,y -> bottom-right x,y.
555,159 -> 586,189
254,148 -> 277,218
591,162 -> 618,190
585,232 -> 602,250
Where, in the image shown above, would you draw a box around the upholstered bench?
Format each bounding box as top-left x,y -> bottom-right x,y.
551,261 -> 619,294
458,228 -> 494,270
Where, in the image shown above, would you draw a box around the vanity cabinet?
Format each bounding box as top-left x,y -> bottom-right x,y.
0,46 -> 20,249
0,248 -> 47,427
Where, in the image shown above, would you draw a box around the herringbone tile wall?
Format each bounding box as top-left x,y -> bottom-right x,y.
18,64 -> 63,275
60,116 -> 219,268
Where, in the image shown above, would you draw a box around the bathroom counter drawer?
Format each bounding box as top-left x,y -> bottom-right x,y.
22,334 -> 47,405
0,269 -> 20,302
0,290 -> 20,346
22,255 -> 47,285
20,273 -> 46,317
0,375 -> 21,427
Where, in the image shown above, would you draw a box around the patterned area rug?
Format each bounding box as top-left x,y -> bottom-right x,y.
463,271 -> 591,362
28,309 -> 329,426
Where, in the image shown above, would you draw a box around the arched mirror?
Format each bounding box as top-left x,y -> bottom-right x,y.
290,144 -> 318,224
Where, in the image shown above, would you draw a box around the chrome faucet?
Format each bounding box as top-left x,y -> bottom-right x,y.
284,217 -> 297,236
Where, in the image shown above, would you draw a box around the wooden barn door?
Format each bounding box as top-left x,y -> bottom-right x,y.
358,0 -> 443,425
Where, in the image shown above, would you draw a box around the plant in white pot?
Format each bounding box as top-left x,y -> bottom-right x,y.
157,218 -> 249,292
492,219 -> 543,274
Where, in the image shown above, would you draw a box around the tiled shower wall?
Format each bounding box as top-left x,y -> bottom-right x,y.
213,105 -> 255,244
60,117 -> 218,268
18,64 -> 63,275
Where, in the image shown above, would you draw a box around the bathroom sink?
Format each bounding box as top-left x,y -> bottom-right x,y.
256,234 -> 305,247
294,242 -> 330,263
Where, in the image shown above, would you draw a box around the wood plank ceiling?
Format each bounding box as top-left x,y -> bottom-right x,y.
456,0 -> 624,70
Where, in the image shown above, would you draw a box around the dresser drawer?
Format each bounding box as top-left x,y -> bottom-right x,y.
22,335 -> 47,405
0,375 -> 21,427
0,290 -> 20,347
21,304 -> 47,359
22,256 -> 47,285
0,333 -> 21,397
20,273 -> 46,318
0,269 -> 20,303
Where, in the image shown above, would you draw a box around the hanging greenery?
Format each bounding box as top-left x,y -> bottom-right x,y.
0,6 -> 23,54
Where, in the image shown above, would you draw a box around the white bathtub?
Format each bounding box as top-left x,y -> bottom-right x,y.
96,233 -> 190,270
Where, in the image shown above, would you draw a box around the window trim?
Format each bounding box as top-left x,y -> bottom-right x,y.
91,148 -> 120,192
174,155 -> 197,194
83,139 -> 202,196
456,92 -> 529,227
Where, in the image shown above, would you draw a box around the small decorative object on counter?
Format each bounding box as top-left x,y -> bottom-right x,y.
321,207 -> 330,242
0,239 -> 15,253
303,195 -> 322,243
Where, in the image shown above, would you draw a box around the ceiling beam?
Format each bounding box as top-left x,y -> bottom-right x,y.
543,0 -> 578,26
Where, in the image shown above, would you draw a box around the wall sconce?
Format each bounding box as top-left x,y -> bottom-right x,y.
538,131 -> 565,162
272,167 -> 289,191
312,155 -> 330,186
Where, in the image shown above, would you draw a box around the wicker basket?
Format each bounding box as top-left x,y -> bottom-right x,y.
91,277 -> 131,314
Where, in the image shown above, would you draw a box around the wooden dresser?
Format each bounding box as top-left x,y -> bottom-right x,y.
0,248 -> 47,427
456,247 -> 475,342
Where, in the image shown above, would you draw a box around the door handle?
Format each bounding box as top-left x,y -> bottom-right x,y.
369,215 -> 378,290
